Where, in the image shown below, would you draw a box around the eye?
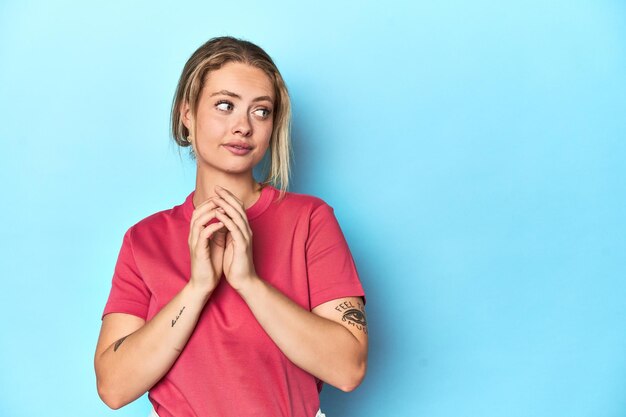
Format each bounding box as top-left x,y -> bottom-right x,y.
216,100 -> 234,112
253,108 -> 272,119
342,309 -> 367,326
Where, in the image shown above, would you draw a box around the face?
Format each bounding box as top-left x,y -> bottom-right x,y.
182,62 -> 275,176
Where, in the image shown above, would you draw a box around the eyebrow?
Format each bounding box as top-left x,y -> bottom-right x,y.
209,89 -> 273,103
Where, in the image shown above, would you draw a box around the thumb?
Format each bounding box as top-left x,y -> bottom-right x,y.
210,235 -> 225,256
212,229 -> 227,248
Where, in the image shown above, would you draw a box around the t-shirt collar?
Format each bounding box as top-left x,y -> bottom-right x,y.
181,184 -> 276,222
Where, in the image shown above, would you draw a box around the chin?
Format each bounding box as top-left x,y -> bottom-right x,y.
197,158 -> 254,173
220,163 -> 257,174
223,168 -> 253,174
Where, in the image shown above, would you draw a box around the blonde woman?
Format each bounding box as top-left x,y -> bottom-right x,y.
94,36 -> 368,417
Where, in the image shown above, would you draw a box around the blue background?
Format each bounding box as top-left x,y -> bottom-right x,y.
1,1 -> 625,416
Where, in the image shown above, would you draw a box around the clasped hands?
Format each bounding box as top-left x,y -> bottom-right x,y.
188,185 -> 258,294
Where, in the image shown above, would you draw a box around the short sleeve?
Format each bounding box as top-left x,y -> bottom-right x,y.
306,203 -> 365,309
101,227 -> 151,320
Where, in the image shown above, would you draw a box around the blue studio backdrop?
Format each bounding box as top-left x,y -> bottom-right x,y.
1,1 -> 625,416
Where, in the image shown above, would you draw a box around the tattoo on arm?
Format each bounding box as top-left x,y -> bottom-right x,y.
334,299 -> 368,334
112,305 -> 187,353
113,335 -> 129,352
343,309 -> 367,325
171,306 -> 186,327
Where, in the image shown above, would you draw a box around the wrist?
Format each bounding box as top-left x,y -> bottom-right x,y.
186,280 -> 214,302
233,274 -> 262,298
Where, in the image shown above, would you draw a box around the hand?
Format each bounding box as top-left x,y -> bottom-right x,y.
188,197 -> 227,294
212,185 -> 258,291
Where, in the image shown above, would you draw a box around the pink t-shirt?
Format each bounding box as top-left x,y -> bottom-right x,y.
102,185 -> 365,417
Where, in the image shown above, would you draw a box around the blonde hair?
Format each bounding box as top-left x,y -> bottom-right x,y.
170,36 -> 292,197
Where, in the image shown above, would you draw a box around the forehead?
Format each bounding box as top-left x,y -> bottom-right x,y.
203,62 -> 274,100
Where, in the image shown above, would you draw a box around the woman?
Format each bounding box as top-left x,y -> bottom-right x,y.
94,36 -> 368,417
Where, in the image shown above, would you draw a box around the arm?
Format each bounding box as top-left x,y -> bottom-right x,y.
94,282 -> 212,409
238,280 -> 368,392
212,185 -> 368,391
95,198 -> 227,409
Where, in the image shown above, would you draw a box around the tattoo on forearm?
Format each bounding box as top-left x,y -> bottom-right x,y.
113,335 -> 128,352
171,306 -> 186,327
335,300 -> 368,334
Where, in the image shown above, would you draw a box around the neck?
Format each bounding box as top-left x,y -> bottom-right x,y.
193,168 -> 262,210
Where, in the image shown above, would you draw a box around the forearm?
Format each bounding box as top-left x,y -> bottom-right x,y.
96,282 -> 211,408
237,276 -> 366,391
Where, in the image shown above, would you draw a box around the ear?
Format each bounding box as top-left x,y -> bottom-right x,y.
180,101 -> 192,130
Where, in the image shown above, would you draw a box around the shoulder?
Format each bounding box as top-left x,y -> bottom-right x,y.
272,188 -> 334,217
264,189 -> 343,241
275,187 -> 332,209
124,202 -> 183,241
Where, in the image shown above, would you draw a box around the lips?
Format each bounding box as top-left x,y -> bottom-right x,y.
223,141 -> 252,150
223,141 -> 253,156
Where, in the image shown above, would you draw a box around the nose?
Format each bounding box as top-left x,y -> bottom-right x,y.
232,112 -> 252,137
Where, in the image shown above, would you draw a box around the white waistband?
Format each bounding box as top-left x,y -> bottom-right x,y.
150,407 -> 326,417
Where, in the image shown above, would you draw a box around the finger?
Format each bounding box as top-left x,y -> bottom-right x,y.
197,206 -> 226,227
189,203 -> 215,246
189,201 -> 217,238
215,185 -> 243,207
194,221 -> 224,257
210,231 -> 226,251
212,197 -> 251,238
190,199 -> 218,222
190,197 -> 228,227
215,210 -> 249,248
189,205 -> 223,247
194,195 -> 216,211
214,187 -> 249,227
211,226 -> 227,248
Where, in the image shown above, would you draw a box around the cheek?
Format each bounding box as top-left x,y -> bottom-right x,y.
253,125 -> 272,160
260,121 -> 274,143
198,113 -> 225,135
260,131 -> 272,153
